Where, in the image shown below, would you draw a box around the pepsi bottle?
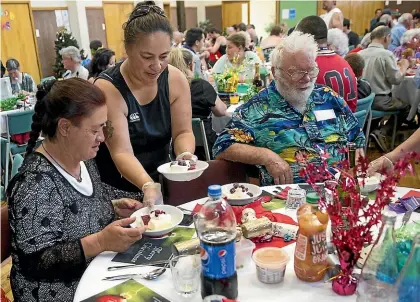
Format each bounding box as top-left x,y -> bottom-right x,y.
195,185 -> 238,300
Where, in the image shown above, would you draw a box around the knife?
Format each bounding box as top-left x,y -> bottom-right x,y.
107,260 -> 170,271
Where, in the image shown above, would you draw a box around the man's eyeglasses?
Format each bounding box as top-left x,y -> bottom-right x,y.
127,5 -> 166,25
277,67 -> 320,81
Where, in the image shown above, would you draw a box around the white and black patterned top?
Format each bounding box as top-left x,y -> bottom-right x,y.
7,153 -> 143,302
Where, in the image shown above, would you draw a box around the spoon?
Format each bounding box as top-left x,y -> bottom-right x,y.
102,268 -> 166,281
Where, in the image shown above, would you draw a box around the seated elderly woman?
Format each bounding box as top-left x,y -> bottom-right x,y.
328,28 -> 349,57
7,78 -> 149,301
393,28 -> 420,61
5,58 -> 36,94
60,46 -> 89,80
88,48 -> 116,83
213,31 -> 365,185
212,33 -> 262,81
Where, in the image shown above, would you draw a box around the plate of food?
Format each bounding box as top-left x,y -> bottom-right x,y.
222,183 -> 262,206
130,205 -> 184,237
358,173 -> 382,193
157,159 -> 209,182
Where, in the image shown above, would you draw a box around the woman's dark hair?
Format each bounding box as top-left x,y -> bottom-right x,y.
6,58 -> 20,71
344,53 -> 365,78
227,33 -> 246,49
270,25 -> 283,36
237,23 -> 247,32
123,1 -> 173,48
26,78 -> 106,154
1,60 -> 5,77
89,48 -> 115,79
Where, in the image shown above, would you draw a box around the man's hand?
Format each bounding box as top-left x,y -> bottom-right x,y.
264,154 -> 293,185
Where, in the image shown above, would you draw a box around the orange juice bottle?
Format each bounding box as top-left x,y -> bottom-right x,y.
294,204 -> 329,282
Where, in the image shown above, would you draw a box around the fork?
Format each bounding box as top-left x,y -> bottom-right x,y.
401,210 -> 413,228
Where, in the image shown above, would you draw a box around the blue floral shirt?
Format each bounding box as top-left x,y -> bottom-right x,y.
213,81 -> 366,185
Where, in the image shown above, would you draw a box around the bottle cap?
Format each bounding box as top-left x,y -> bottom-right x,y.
208,185 -> 222,197
306,192 -> 320,204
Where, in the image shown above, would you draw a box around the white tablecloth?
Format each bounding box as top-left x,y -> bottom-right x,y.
0,108 -> 21,135
74,185 -> 419,302
392,75 -> 420,121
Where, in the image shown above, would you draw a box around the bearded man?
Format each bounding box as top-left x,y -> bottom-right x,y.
213,31 -> 365,185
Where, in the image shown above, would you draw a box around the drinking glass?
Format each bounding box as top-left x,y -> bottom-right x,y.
286,188 -> 306,209
170,254 -> 200,298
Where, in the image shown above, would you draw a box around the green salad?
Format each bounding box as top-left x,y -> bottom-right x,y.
0,94 -> 26,111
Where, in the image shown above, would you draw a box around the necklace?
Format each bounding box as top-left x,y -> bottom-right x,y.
42,143 -> 82,183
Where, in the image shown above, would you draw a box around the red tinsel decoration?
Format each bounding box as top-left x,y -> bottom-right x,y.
300,150 -> 419,282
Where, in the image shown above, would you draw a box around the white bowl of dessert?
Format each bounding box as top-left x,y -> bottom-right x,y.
130,205 -> 184,237
358,173 -> 382,193
157,160 -> 209,182
221,183 -> 262,206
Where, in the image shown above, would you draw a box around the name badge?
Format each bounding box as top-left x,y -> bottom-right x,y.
314,109 -> 336,122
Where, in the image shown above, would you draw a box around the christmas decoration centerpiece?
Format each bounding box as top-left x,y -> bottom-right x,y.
299,148 -> 419,296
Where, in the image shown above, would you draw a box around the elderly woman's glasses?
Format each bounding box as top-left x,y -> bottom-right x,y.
127,5 -> 166,25
277,67 -> 320,81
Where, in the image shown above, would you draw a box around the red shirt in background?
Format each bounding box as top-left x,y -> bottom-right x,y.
349,46 -> 362,53
316,50 -> 358,112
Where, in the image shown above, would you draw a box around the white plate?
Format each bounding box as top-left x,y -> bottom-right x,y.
157,160 -> 209,182
358,173 -> 382,193
130,205 -> 184,237
221,183 -> 262,206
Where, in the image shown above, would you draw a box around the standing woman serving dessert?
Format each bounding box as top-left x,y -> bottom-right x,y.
94,1 -> 195,206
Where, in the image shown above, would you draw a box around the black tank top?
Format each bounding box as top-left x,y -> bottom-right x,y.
95,62 -> 171,192
219,44 -> 227,55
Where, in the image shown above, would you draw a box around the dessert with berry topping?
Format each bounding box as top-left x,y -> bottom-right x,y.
169,159 -> 197,172
227,183 -> 254,199
136,210 -> 173,231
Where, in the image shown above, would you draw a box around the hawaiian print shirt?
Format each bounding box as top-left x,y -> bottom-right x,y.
213,81 -> 366,185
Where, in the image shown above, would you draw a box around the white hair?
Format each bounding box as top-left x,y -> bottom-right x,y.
237,31 -> 251,47
400,28 -> 420,45
59,46 -> 82,63
398,13 -> 412,24
328,28 -> 349,56
360,33 -> 372,49
271,30 -> 318,69
379,14 -> 392,25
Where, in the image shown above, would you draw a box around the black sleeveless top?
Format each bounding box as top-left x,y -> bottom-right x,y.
219,44 -> 227,55
95,62 -> 171,192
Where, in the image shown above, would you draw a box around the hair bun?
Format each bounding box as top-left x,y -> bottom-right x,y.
36,78 -> 56,102
138,1 -> 156,7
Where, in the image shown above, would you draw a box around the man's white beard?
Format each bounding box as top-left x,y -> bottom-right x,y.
275,78 -> 315,113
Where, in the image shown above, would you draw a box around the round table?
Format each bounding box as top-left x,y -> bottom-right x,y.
73,185 -> 419,302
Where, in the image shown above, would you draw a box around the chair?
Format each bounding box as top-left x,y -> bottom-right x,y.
356,93 -> 375,152
1,205 -> 10,262
354,110 -> 367,129
161,160 -> 248,206
192,118 -> 211,161
11,154 -> 24,179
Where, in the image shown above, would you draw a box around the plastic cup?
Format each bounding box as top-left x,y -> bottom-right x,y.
252,247 -> 290,284
235,239 -> 256,270
230,93 -> 240,104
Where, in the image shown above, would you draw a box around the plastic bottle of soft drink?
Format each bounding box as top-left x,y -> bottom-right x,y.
195,185 -> 238,300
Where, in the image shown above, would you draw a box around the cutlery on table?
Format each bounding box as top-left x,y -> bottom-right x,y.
103,268 -> 166,281
107,260 -> 170,271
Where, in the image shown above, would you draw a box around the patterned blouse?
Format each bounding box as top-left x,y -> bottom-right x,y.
7,153 -> 143,302
213,81 -> 366,185
7,73 -> 36,94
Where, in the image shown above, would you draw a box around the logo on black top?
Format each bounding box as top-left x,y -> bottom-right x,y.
129,112 -> 140,122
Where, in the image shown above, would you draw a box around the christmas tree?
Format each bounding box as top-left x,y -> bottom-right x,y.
53,27 -> 86,78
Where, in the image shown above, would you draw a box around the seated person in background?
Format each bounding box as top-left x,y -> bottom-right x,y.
260,25 -> 285,62
343,18 -> 359,48
206,28 -> 227,56
88,48 -> 116,83
359,25 -> 410,152
389,13 -> 413,51
172,31 -> 184,48
206,38 -> 223,67
213,31 -> 365,185
7,78 -> 147,302
349,32 -> 372,53
5,58 -> 36,94
328,28 -> 349,56
344,53 -> 372,99
212,33 -> 262,82
82,40 -> 103,68
393,28 -> 420,60
184,27 -> 205,79
60,46 -> 89,80
296,16 -> 358,112
169,48 -> 227,159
